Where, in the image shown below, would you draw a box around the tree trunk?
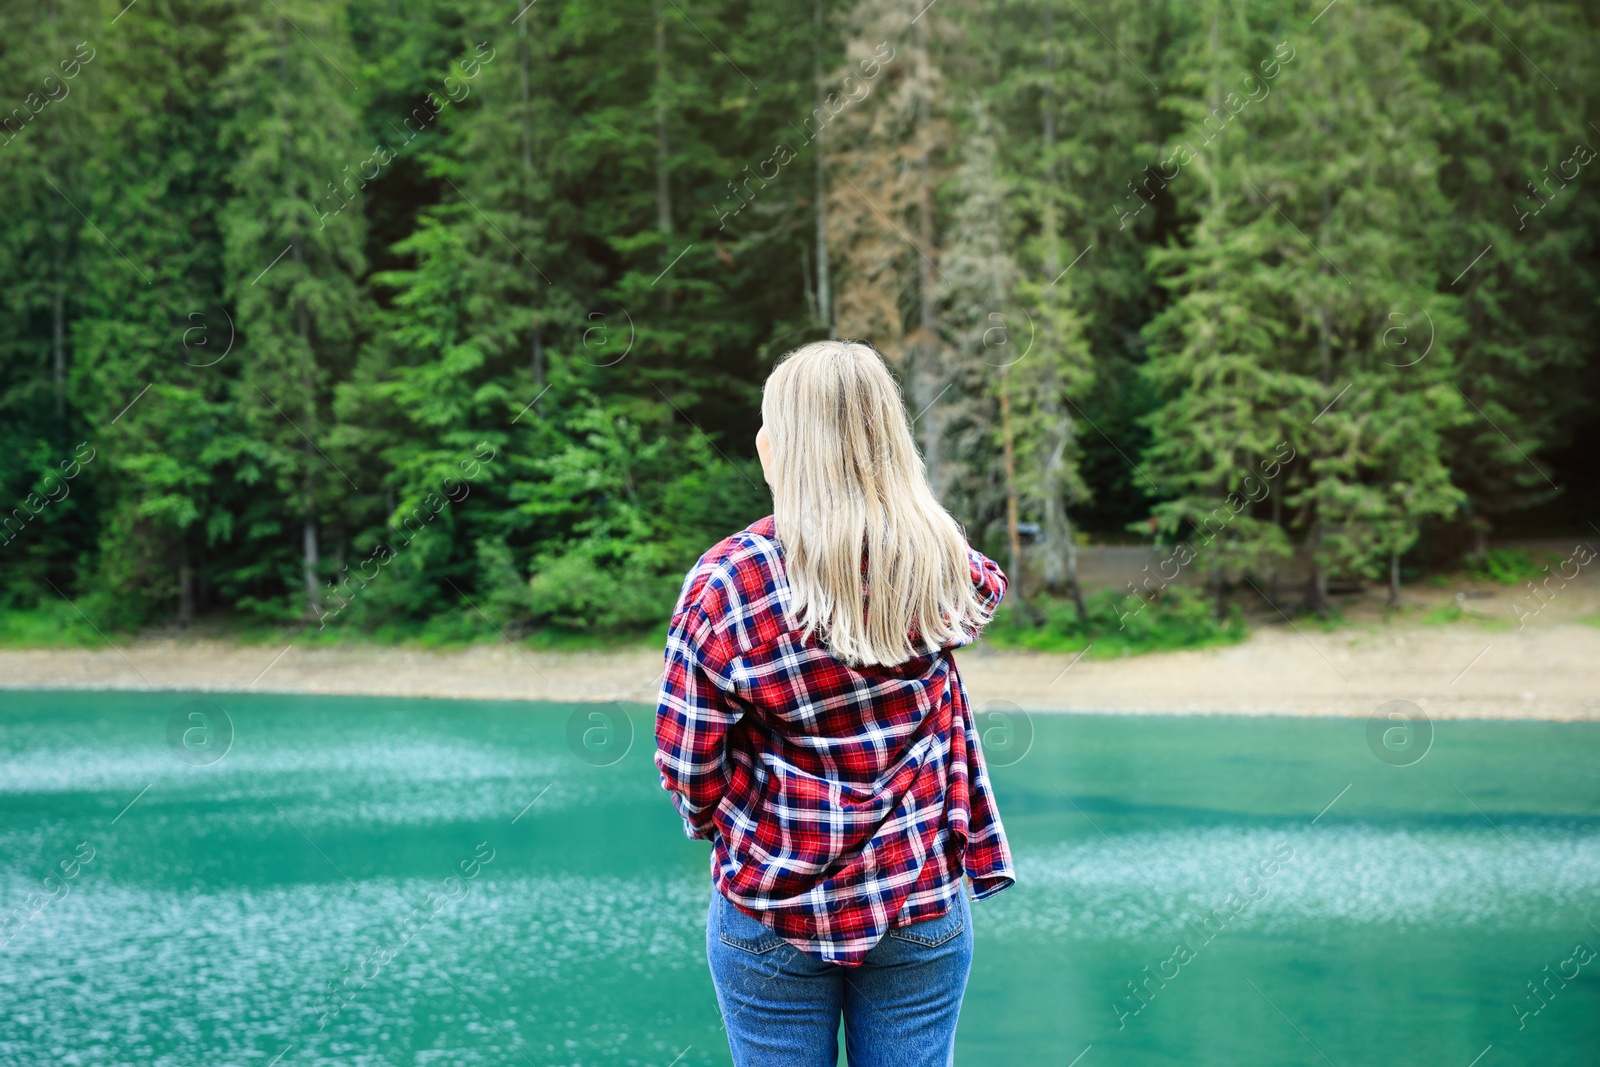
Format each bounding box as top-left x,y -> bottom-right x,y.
299,341 -> 321,619
1302,180 -> 1336,619
531,322 -> 544,388
291,234 -> 321,619
1000,365 -> 1026,623
302,470 -> 321,618
197,541 -> 209,612
910,17 -> 942,498
1036,9 -> 1086,620
910,337 -> 942,495
518,15 -> 532,173
653,0 -> 673,313
1269,491 -> 1282,605
52,259 -> 66,425
1305,519 -> 1329,615
1388,548 -> 1401,610
1061,506 -> 1087,618
178,539 -> 194,628
519,16 -> 545,388
812,0 -> 831,330
1041,460 -> 1087,618
800,242 -> 817,321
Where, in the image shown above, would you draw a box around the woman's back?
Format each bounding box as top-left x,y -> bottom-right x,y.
654,339 -> 1016,1065
654,513 -> 1015,966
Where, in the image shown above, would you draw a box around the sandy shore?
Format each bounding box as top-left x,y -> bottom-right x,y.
3,616 -> 1596,721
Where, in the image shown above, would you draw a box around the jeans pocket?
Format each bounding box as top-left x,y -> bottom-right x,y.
887,893 -> 966,948
714,892 -> 790,955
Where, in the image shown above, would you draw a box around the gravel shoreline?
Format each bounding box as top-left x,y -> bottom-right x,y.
3,618 -> 1596,721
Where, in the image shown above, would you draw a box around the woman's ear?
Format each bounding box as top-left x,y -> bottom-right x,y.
755,425 -> 774,488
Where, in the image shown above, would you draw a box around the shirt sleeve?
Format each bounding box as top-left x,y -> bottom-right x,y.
934,545 -> 1009,652
967,545 -> 1009,620
653,559 -> 744,841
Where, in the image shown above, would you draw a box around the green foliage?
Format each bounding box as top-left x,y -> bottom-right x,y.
982,586 -> 1247,657
1420,602 -> 1516,630
1138,2 -> 1477,610
1467,548 -> 1560,585
1422,603 -> 1466,625
0,0 -> 1593,647
0,604 -> 108,648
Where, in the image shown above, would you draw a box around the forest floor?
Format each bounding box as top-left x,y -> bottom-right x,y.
3,559 -> 1596,720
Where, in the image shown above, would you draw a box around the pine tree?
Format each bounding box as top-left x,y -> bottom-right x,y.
1140,0 -> 1466,613
939,95 -> 1026,613
0,0 -> 101,597
1,0 -> 1595,633
332,0 -> 785,633
1401,0 -> 1600,550
983,0 -> 1131,614
70,0 -> 256,626
217,0 -> 370,620
827,0 -> 953,494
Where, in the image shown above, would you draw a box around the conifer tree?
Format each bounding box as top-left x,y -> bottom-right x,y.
218,0 -> 370,619
939,96 -> 1025,610
827,0 -> 953,494
983,0 -> 1134,613
1140,0 -> 1466,612
71,0 -> 254,626
0,0 -> 1594,633
0,0 -> 101,596
1401,0 -> 1600,547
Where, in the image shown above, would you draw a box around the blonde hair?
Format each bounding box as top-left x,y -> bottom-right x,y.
761,340 -> 993,666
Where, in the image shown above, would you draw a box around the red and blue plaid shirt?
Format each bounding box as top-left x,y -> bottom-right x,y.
653,515 -> 1016,967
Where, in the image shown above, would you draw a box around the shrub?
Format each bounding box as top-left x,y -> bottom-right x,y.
1467,548 -> 1559,585
982,585 -> 1247,657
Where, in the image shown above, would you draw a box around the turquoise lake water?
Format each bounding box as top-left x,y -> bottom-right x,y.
1,689 -> 1597,1065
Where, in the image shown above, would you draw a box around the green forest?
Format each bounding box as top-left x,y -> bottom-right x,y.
2,0 -> 1596,646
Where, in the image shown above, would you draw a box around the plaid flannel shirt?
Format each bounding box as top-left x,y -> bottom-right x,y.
653,515 -> 1016,967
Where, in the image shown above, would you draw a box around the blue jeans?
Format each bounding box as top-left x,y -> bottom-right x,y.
706,886 -> 973,1067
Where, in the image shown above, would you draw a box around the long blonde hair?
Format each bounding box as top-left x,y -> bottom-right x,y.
761,340 -> 993,666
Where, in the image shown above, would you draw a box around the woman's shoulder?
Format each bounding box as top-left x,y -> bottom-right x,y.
677,516 -> 783,612
698,515 -> 779,572
670,517 -> 789,663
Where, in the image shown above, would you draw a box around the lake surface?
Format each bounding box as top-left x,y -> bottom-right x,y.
1,689 -> 1596,1065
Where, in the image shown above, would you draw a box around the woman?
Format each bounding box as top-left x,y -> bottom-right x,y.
654,340 -> 1016,1066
